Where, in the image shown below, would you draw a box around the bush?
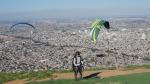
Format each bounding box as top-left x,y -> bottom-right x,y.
143,57 -> 150,61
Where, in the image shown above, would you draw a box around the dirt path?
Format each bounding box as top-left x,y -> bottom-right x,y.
3,80 -> 24,84
53,68 -> 150,79
3,68 -> 150,84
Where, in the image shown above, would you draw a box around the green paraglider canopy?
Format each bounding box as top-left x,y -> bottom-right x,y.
90,19 -> 110,43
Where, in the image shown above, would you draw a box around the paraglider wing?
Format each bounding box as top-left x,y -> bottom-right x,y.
104,21 -> 110,29
90,27 -> 100,43
90,19 -> 110,43
9,22 -> 36,38
10,22 -> 36,29
90,19 -> 103,43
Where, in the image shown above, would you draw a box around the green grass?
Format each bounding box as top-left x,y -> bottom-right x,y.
51,66 -> 116,74
84,67 -> 117,71
123,64 -> 150,71
143,57 -> 150,61
0,80 -> 2,84
0,70 -> 53,83
51,64 -> 150,73
27,72 -> 150,84
0,64 -> 150,84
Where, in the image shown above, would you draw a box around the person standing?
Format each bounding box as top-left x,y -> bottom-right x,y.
72,51 -> 83,80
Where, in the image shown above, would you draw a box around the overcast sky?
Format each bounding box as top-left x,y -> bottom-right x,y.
0,0 -> 150,20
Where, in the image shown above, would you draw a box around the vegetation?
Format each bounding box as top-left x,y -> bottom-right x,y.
0,70 -> 53,83
143,57 -> 150,61
0,64 -> 150,84
84,67 -> 117,71
0,80 -> 2,84
123,64 -> 150,71
27,72 -> 150,84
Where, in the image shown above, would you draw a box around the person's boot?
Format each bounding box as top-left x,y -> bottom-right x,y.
74,73 -> 78,81
80,73 -> 83,80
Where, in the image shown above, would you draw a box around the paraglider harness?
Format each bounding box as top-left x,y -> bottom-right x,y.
72,55 -> 84,71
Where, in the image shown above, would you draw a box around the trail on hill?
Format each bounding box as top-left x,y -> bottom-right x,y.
3,68 -> 150,84
53,68 -> 150,79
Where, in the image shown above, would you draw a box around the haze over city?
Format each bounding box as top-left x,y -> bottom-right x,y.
0,0 -> 150,20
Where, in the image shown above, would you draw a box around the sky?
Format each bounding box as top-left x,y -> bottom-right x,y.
0,0 -> 150,20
